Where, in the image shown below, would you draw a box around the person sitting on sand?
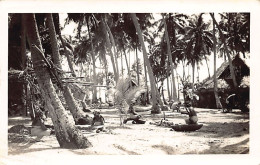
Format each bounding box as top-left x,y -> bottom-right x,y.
181,106 -> 198,124
123,103 -> 141,124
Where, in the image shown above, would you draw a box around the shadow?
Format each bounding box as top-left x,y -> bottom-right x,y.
8,138 -> 60,155
184,138 -> 249,154
106,126 -> 132,130
113,144 -> 140,155
185,121 -> 249,138
152,144 -> 176,154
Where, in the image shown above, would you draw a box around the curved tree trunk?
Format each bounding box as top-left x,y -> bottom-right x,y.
104,20 -> 119,79
210,13 -> 238,89
101,18 -> 118,82
57,29 -> 76,77
163,17 -> 178,102
131,13 -> 160,114
212,13 -> 223,109
24,13 -> 91,148
46,14 -> 85,122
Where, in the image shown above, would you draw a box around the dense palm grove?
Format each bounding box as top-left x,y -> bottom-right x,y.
8,13 -> 249,148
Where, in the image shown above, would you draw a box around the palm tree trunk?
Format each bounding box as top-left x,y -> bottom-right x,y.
204,54 -> 211,78
131,13 -> 160,113
142,51 -> 149,105
57,29 -> 76,77
122,47 -> 130,74
104,20 -> 119,79
24,13 -> 91,148
164,17 -> 178,101
120,51 -> 124,76
136,46 -> 140,85
21,15 -> 27,69
210,13 -> 238,89
182,59 -> 186,82
102,18 -> 118,82
46,14 -> 85,122
192,61 -> 195,92
86,20 -> 97,103
166,67 -> 171,101
196,62 -> 200,82
212,13 -> 223,109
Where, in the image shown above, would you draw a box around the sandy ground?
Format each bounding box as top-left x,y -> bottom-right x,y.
4,107 -> 249,163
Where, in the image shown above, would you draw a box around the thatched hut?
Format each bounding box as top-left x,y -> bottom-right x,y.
195,54 -> 250,109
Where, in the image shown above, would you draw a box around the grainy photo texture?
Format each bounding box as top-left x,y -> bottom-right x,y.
8,13 -> 249,155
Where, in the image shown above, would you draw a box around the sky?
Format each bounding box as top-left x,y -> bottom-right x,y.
58,13 -> 243,85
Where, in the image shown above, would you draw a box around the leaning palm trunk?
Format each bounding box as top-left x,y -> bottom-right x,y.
46,14 -> 85,122
212,13 -> 223,109
130,13 -> 160,113
57,29 -> 76,77
24,13 -> 91,148
210,13 -> 238,89
163,17 -> 178,101
101,18 -> 119,82
104,20 -> 120,80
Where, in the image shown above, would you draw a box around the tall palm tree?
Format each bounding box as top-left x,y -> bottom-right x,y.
212,13 -> 222,109
210,13 -> 238,89
185,13 -> 213,92
130,13 -> 161,113
23,13 -> 91,148
163,14 -> 178,102
46,14 -> 86,122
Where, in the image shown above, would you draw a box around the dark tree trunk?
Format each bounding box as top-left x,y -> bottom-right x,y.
131,13 -> 160,114
46,14 -> 85,122
24,13 -> 91,148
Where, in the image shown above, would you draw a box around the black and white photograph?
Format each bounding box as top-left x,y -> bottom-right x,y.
1,1 -> 260,165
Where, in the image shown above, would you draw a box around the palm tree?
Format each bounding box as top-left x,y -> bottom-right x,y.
130,13 -> 161,113
185,13 -> 213,92
23,13 -> 91,148
163,14 -> 178,102
46,13 -> 87,122
210,13 -> 238,89
212,13 -> 222,109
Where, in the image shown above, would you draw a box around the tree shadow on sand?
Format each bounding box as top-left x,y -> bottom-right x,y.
184,138 -> 249,154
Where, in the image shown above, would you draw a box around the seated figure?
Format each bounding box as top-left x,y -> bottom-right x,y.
181,106 -> 198,124
123,103 -> 142,124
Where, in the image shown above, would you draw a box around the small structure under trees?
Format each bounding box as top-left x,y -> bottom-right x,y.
195,54 -> 249,109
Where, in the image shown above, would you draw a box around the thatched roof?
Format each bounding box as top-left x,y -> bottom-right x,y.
199,53 -> 250,89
